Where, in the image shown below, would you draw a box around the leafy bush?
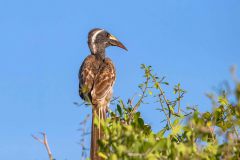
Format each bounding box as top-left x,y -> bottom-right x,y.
96,65 -> 240,160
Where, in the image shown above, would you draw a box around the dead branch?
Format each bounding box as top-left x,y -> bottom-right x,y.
32,132 -> 54,160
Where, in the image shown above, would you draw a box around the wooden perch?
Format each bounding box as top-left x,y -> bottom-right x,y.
32,132 -> 54,160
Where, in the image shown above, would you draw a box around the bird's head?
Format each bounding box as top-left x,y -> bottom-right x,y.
88,28 -> 127,55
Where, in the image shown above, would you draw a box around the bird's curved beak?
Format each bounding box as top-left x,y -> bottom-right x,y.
109,34 -> 128,51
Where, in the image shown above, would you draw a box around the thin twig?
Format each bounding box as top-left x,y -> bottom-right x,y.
79,114 -> 90,160
151,75 -> 172,117
233,126 -> 239,139
32,132 -> 53,160
151,74 -> 173,128
129,77 -> 150,120
110,96 -> 120,104
127,93 -> 138,108
73,101 -> 86,107
177,84 -> 181,114
158,95 -> 172,128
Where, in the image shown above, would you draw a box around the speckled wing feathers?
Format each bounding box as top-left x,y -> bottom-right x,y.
79,55 -> 116,108
91,58 -> 116,107
79,55 -> 99,101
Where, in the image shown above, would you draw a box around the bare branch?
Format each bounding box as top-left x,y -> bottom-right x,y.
79,114 -> 90,160
158,94 -> 172,128
32,132 -> 54,160
129,77 -> 150,120
177,84 -> 181,114
127,93 -> 138,108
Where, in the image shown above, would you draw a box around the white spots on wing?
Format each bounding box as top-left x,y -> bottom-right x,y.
86,69 -> 94,78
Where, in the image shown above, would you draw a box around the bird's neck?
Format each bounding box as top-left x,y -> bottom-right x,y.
93,50 -> 106,60
89,42 -> 107,60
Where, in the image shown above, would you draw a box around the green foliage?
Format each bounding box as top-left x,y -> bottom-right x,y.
96,65 -> 240,160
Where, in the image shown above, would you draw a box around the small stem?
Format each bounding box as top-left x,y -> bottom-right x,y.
233,126 -> 239,139
129,76 -> 150,120
158,95 -> 172,128
177,84 -> 181,114
152,75 -> 172,117
151,75 -> 172,127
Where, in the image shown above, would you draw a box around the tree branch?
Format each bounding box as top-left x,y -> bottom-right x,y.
32,132 -> 54,160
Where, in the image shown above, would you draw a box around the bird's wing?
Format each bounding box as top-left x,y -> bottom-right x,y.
79,55 -> 99,101
91,58 -> 116,107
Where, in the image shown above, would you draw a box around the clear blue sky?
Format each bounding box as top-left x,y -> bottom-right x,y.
0,0 -> 240,159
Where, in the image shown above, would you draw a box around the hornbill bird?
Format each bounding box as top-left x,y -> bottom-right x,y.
79,28 -> 127,160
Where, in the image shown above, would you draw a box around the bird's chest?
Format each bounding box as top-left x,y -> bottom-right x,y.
90,59 -> 103,75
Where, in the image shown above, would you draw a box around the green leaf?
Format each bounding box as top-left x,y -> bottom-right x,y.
138,117 -> 144,127
202,112 -> 211,120
148,89 -> 153,95
154,82 -> 160,89
172,118 -> 180,127
117,104 -> 122,116
169,106 -> 174,114
162,82 -> 169,85
98,152 -> 108,159
171,119 -> 182,135
110,154 -> 118,160
141,64 -> 146,69
156,128 -> 167,137
218,96 -> 228,106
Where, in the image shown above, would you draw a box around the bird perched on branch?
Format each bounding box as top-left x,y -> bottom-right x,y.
79,28 -> 127,160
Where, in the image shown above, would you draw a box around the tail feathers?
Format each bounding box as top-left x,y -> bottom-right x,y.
90,106 -> 106,160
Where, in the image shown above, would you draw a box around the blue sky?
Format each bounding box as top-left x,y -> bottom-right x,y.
0,0 -> 240,159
